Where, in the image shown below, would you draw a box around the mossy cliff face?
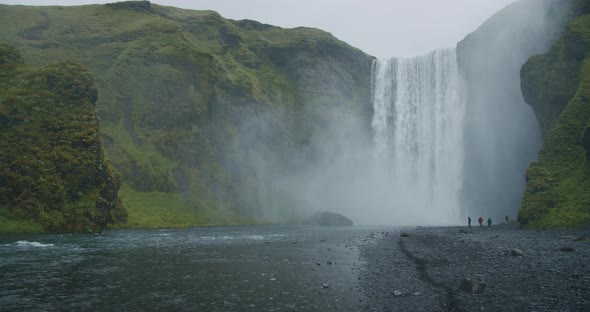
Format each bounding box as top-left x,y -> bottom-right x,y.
519,1 -> 590,227
0,1 -> 373,226
0,43 -> 126,233
456,0 -> 573,221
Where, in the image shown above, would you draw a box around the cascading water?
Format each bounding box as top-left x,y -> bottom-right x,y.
371,49 -> 465,225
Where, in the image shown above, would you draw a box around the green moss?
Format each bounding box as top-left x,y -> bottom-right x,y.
521,37 -> 582,135
0,208 -> 44,234
0,43 -> 126,233
519,10 -> 590,227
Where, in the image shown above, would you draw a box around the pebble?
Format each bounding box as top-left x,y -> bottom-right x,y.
360,226 -> 590,311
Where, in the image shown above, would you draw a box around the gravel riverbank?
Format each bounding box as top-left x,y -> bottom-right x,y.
358,225 -> 590,311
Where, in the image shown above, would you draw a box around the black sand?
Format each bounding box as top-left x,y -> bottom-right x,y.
358,225 -> 590,311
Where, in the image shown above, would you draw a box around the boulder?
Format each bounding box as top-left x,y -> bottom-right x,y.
460,279 -> 486,294
306,211 -> 353,226
511,248 -> 525,257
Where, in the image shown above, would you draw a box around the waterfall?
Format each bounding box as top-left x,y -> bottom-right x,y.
371,49 -> 465,225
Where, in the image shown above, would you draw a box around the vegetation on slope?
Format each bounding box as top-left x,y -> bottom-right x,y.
519,1 -> 590,227
0,43 -> 126,233
0,1 -> 373,228
455,0 -> 574,221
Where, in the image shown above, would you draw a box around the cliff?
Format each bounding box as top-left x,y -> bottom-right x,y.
0,43 -> 126,233
0,1 -> 373,227
519,0 -> 590,227
456,0 -> 573,221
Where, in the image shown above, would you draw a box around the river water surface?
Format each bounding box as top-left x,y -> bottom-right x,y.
0,226 -> 383,311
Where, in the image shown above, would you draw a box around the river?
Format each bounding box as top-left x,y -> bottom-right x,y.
0,226 -> 385,311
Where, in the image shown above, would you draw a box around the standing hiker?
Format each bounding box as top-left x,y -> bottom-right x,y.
478,217 -> 483,227
468,217 -> 472,228
487,217 -> 492,228
505,215 -> 509,224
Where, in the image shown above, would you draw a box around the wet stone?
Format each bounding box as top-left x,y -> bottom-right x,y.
460,279 -> 486,294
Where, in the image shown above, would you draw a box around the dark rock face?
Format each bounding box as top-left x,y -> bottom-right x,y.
0,43 -> 126,232
308,211 -> 353,226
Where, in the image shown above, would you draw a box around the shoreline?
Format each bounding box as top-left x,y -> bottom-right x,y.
358,225 -> 590,311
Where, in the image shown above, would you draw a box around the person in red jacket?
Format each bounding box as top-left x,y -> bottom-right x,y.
478,217 -> 483,227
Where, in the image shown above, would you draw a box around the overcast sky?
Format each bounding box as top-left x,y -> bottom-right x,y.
0,0 -> 518,58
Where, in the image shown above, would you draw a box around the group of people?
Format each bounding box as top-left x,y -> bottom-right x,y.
466,216 -> 508,228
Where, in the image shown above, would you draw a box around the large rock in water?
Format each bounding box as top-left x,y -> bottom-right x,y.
308,211 -> 353,226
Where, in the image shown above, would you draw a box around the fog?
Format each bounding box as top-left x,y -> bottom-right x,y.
233,0 -> 572,226
0,0 -> 573,225
458,0 -> 572,224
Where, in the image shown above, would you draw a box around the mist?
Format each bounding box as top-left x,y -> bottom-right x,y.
0,0 -> 571,226
458,0 -> 573,223
231,0 -> 573,226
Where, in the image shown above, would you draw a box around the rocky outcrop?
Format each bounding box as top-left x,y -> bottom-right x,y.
518,0 -> 590,227
0,43 -> 126,233
306,211 -> 354,226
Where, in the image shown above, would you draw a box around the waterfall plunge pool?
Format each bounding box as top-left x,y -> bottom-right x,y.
0,225 -> 390,311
